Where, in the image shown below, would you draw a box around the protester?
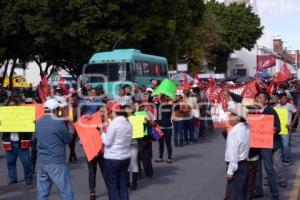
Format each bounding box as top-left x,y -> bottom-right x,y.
254,92 -> 281,200
124,105 -> 139,190
35,98 -> 75,200
67,95 -> 79,164
155,94 -> 174,163
224,103 -> 250,200
2,96 -> 33,185
87,105 -> 108,200
101,105 -> 132,200
114,87 -> 133,106
276,92 -> 299,165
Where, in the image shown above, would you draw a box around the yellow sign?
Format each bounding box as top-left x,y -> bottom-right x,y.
0,106 -> 35,132
128,115 -> 145,139
275,108 -> 289,135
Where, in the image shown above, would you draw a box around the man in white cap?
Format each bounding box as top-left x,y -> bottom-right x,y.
225,103 -> 250,200
35,98 -> 75,200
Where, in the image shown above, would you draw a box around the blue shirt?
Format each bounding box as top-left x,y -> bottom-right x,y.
36,114 -> 73,164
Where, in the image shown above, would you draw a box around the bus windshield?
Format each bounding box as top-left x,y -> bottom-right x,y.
84,63 -> 128,82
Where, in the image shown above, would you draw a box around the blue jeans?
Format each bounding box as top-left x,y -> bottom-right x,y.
37,163 -> 75,200
281,132 -> 292,162
255,149 -> 279,199
193,126 -> 200,141
182,119 -> 194,142
105,158 -> 130,200
5,142 -> 32,182
173,120 -> 183,145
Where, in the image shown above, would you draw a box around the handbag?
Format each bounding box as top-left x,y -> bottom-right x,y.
150,128 -> 160,141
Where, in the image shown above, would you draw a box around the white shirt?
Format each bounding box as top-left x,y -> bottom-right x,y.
276,103 -> 297,124
114,95 -> 133,105
101,116 -> 132,160
10,133 -> 19,142
225,123 -> 250,175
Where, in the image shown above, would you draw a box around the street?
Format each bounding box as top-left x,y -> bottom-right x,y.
1,129 -> 300,200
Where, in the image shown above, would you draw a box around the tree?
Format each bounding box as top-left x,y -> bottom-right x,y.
206,1 -> 263,72
0,0 -> 34,86
187,9 -> 222,72
1,0 -> 205,81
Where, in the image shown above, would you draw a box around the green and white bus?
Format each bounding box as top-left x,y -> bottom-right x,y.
82,49 -> 169,97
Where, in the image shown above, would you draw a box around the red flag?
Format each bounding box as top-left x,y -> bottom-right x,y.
241,80 -> 258,99
59,77 -> 68,95
193,73 -> 200,85
275,63 -> 292,84
37,85 -> 46,103
208,76 -> 215,87
183,74 -> 190,90
42,76 -> 50,97
257,55 -> 276,71
38,76 -> 50,103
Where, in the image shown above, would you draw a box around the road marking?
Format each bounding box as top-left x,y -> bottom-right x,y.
289,165 -> 300,200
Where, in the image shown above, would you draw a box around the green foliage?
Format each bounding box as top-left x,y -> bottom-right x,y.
0,0 -> 263,77
205,1 -> 263,72
188,9 -> 222,72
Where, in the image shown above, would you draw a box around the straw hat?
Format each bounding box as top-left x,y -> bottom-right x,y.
227,103 -> 249,120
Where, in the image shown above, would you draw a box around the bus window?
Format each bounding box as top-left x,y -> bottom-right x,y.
85,63 -> 129,82
135,62 -> 143,76
142,62 -> 149,76
161,64 -> 168,76
154,64 -> 162,76
117,62 -> 126,81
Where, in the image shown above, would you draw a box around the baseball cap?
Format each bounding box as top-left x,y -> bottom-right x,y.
44,98 -> 60,111
146,88 -> 153,93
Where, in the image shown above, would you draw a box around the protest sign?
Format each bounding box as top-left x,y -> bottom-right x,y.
152,79 -> 176,99
275,108 -> 289,135
74,113 -> 102,161
0,106 -> 35,132
129,115 -> 146,139
24,104 -> 45,120
248,114 -> 274,148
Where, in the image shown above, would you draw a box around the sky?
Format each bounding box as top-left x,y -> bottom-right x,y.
257,0 -> 300,50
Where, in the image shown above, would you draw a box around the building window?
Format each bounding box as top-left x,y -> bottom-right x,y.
233,69 -> 247,76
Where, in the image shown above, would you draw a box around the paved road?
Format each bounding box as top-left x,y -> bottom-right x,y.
0,129 -> 300,200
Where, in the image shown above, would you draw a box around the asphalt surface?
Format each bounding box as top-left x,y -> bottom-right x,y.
0,129 -> 300,200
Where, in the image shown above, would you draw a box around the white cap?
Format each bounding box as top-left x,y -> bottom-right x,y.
55,96 -> 68,108
44,98 -> 60,111
146,88 -> 153,93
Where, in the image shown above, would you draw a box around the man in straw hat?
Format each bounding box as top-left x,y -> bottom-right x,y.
224,103 -> 250,200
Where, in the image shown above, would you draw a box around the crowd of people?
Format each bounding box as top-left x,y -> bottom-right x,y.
0,77 -> 300,200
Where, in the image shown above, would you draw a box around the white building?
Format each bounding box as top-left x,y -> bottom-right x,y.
212,0 -> 296,77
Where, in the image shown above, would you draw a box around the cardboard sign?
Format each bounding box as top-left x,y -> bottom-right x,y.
275,108 -> 289,135
24,104 -> 45,120
74,112 -> 103,161
248,114 -> 274,148
0,106 -> 35,132
128,115 -> 146,139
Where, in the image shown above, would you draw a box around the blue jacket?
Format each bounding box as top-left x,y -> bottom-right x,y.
36,114 -> 73,164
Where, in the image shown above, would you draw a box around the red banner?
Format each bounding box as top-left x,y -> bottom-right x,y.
257,55 -> 276,71
275,63 -> 292,84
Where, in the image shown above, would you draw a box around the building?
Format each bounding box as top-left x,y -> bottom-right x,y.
222,0 -> 297,78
